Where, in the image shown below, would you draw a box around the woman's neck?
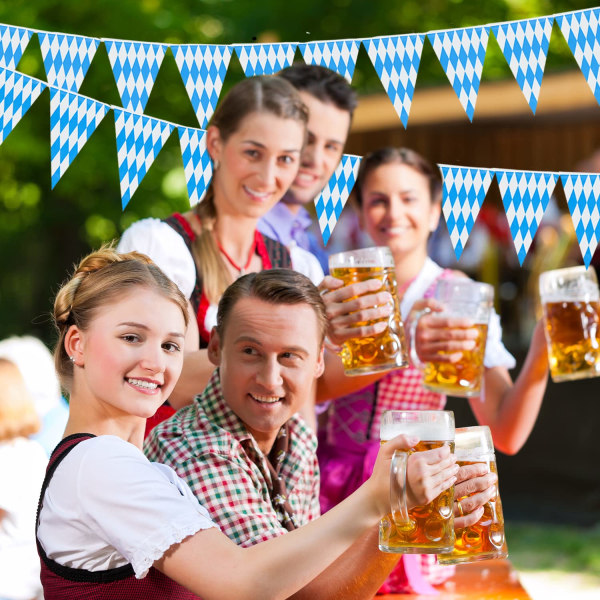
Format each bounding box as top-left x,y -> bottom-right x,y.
213,213 -> 259,266
391,247 -> 429,289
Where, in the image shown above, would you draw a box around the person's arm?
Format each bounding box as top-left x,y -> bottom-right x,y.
156,438 -> 458,600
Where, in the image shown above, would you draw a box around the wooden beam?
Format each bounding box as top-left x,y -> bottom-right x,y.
351,70 -> 598,132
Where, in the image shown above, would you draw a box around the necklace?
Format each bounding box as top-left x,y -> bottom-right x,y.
216,235 -> 257,277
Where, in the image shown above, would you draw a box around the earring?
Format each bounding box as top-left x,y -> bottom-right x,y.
213,159 -> 220,171
69,355 -> 76,364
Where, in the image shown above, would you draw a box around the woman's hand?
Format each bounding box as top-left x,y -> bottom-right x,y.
318,276 -> 393,347
453,463 -> 498,529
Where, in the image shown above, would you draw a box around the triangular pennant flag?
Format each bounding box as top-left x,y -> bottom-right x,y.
178,126 -> 213,206
315,154 -> 361,246
556,8 -> 600,105
495,169 -> 558,265
172,44 -> 232,128
428,26 -> 489,121
114,108 -> 174,209
363,34 -> 425,128
492,17 -> 553,114
439,165 -> 494,260
298,39 -> 361,82
560,172 -> 600,268
0,66 -> 46,145
104,39 -> 167,113
233,42 -> 297,76
39,32 -> 100,92
49,87 -> 109,188
0,24 -> 32,69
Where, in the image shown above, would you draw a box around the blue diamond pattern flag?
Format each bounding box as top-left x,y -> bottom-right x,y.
0,24 -> 32,69
439,165 -> 494,260
49,87 -> 109,188
560,172 -> 600,267
496,169 -> 558,265
39,32 -> 99,92
315,154 -> 361,246
105,40 -> 167,113
298,39 -> 361,82
428,26 -> 489,121
114,108 -> 174,209
0,66 -> 46,145
178,126 -> 213,206
556,8 -> 600,105
172,44 -> 232,128
492,17 -> 553,114
363,34 -> 425,128
233,43 -> 297,76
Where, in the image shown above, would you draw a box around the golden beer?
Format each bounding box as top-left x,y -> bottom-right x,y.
423,323 -> 488,396
542,300 -> 600,382
329,247 -> 408,376
379,410 -> 455,554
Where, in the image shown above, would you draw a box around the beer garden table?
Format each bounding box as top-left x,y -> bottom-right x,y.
377,559 -> 531,599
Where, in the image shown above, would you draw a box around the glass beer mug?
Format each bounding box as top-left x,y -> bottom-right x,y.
539,266 -> 600,382
379,410 -> 455,554
410,278 -> 493,397
329,247 -> 408,376
438,426 -> 508,565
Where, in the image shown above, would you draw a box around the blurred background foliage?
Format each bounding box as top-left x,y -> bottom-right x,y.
0,0 -> 597,345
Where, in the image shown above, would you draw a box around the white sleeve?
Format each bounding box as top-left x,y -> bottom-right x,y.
290,244 -> 325,286
76,437 -> 216,578
484,310 -> 517,370
117,218 -> 197,300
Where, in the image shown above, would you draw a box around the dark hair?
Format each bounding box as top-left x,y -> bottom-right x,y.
354,147 -> 442,207
216,269 -> 327,346
279,63 -> 358,117
53,245 -> 189,392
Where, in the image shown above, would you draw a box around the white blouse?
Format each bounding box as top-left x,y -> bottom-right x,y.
37,436 -> 217,578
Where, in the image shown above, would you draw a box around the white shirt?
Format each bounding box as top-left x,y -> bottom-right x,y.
37,436 -> 217,578
0,437 -> 48,600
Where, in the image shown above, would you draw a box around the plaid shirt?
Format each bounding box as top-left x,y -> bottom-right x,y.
144,369 -> 320,547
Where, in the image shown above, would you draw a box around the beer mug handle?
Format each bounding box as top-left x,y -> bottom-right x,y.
408,307 -> 431,370
390,450 -> 410,526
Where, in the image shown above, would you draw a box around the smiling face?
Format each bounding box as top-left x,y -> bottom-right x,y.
66,288 -> 186,420
282,91 -> 351,208
207,111 -> 305,220
208,296 -> 325,453
360,162 -> 441,266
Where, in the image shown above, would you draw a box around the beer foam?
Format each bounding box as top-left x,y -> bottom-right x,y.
381,421 -> 453,441
454,428 -> 494,460
540,273 -> 599,302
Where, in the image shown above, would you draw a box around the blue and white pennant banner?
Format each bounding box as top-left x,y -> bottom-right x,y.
315,154 -> 361,246
39,32 -> 99,92
233,42 -> 297,76
49,88 -> 109,188
363,34 -> 424,128
114,108 -> 174,209
439,165 -> 494,261
104,39 -> 167,113
495,169 -> 558,266
172,44 -> 232,128
560,173 -> 600,268
178,127 -> 213,206
0,24 -> 32,69
429,26 -> 489,121
492,17 -> 553,114
298,39 -> 361,82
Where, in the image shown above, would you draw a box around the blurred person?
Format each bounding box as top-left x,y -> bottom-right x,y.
0,358 -> 47,600
0,336 -> 68,456
36,247 -> 453,600
318,147 -> 551,593
146,268 -> 469,600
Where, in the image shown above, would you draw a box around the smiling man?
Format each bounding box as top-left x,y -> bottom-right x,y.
144,269 -> 408,599
258,65 -> 357,273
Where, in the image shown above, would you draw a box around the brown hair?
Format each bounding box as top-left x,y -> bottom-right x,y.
354,147 -> 442,207
193,75 -> 309,304
53,245 -> 189,392
216,269 -> 327,346
0,359 -> 40,441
